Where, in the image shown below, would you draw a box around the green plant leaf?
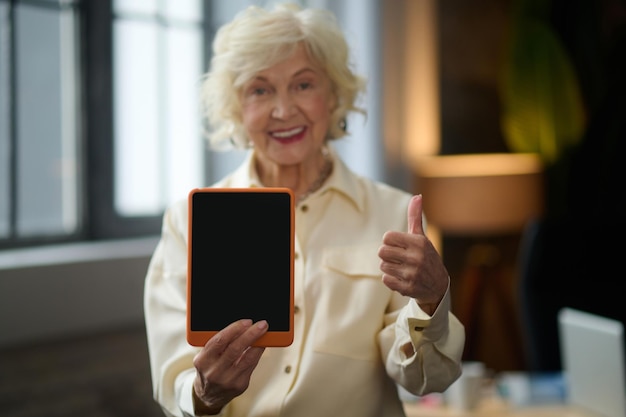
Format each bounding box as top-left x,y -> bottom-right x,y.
500,17 -> 586,164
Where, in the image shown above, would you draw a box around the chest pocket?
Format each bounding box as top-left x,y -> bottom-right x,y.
312,243 -> 391,361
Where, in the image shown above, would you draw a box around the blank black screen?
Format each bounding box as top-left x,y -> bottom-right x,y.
190,190 -> 292,332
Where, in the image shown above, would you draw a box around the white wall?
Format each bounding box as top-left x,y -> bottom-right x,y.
0,237 -> 158,348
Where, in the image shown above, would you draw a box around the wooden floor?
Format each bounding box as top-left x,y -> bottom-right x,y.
0,325 -> 165,417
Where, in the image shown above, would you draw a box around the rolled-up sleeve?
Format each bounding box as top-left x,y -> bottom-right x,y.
144,202 -> 203,417
380,286 -> 465,396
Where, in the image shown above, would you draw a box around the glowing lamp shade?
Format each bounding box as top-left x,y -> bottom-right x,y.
415,153 -> 544,236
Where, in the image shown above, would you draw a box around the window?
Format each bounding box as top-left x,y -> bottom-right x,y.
112,0 -> 204,217
86,0 -> 206,240
0,0 -> 207,248
0,0 -> 81,248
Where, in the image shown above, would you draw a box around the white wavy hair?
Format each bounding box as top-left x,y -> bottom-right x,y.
200,2 -> 367,150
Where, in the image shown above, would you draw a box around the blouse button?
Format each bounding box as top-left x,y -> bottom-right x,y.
301,205 -> 309,213
284,365 -> 292,374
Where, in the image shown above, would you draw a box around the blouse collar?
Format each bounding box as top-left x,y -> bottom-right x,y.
224,144 -> 365,213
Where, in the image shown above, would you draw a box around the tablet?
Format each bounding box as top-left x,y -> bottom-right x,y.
187,187 -> 295,347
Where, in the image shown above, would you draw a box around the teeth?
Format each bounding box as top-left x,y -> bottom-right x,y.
273,127 -> 303,138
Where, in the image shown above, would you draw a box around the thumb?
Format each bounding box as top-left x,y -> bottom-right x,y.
407,194 -> 425,235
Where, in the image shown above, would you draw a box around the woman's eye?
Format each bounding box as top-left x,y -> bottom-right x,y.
296,81 -> 312,91
252,87 -> 267,96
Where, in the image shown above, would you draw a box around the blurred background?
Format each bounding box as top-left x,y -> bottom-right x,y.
1,0 -> 624,415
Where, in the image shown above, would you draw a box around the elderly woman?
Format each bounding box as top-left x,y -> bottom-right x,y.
144,3 -> 465,417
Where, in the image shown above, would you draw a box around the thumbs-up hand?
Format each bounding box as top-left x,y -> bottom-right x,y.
378,194 -> 449,315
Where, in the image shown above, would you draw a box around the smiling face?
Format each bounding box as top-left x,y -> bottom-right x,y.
240,44 -> 336,171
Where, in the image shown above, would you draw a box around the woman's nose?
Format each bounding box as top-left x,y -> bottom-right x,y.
271,94 -> 297,119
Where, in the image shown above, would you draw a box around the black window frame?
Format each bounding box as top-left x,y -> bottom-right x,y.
0,0 -> 212,250
83,0 -> 163,240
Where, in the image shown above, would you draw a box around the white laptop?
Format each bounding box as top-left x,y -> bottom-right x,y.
558,307 -> 626,417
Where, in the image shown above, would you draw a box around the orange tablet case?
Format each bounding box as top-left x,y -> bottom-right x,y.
186,187 -> 295,347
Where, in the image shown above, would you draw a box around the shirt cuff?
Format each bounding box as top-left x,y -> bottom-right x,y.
179,371 -> 198,416
399,282 -> 451,342
179,371 -> 227,417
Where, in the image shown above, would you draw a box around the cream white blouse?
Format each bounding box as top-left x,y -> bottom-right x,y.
144,145 -> 465,417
